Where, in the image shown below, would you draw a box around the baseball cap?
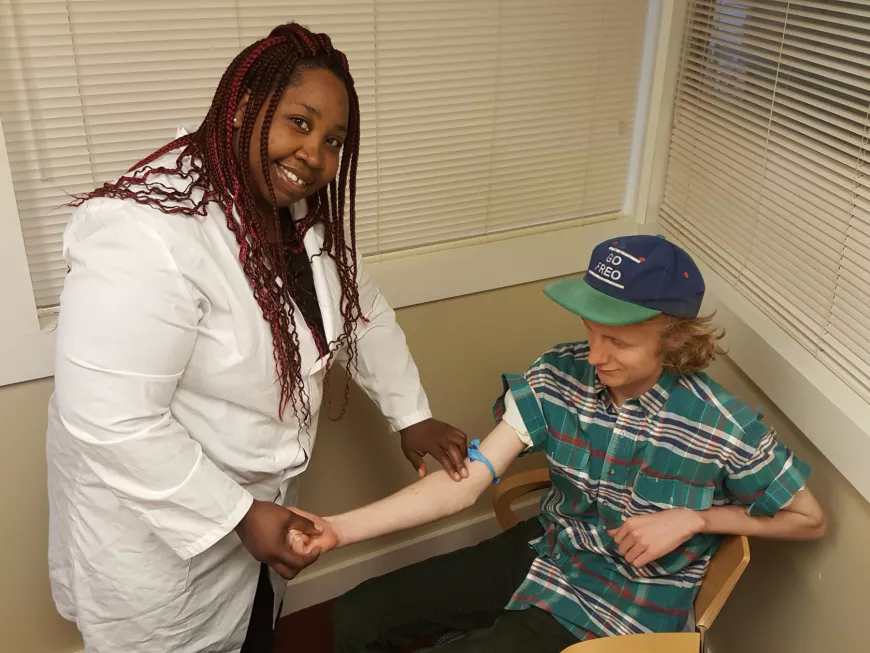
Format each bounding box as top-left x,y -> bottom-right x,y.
543,234 -> 705,326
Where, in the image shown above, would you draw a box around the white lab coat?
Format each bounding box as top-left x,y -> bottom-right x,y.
46,153 -> 431,653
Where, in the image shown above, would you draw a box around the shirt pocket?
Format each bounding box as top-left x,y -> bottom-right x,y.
626,470 -> 714,518
546,440 -> 595,508
547,438 -> 591,477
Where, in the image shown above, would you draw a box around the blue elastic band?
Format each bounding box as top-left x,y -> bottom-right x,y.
468,439 -> 500,485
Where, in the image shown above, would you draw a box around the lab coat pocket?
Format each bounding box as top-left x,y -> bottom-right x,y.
75,491 -> 192,594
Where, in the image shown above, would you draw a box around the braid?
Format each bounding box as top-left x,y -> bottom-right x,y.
70,23 -> 365,422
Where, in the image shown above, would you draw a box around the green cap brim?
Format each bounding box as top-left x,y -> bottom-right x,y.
543,276 -> 661,326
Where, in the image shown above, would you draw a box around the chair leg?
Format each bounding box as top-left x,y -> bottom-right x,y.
697,625 -> 708,653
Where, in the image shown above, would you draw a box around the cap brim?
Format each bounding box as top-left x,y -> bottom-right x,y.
543,276 -> 660,326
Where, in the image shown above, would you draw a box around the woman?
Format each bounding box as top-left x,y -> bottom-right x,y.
46,23 -> 467,653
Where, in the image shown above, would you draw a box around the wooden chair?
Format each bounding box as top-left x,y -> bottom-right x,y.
561,633 -> 701,653
493,468 -> 750,653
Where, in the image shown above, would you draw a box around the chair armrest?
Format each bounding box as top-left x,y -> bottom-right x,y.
492,467 -> 551,530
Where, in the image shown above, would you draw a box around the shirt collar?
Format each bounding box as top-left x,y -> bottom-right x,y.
593,376 -> 615,414
594,369 -> 677,418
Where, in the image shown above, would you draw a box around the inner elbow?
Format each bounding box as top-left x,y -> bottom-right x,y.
450,483 -> 482,515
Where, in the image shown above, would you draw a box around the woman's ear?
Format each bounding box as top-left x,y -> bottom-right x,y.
233,91 -> 251,128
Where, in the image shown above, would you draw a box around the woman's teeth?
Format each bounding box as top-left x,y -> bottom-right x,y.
278,165 -> 309,187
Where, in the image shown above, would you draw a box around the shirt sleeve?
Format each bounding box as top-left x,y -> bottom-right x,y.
502,390 -> 534,449
493,370 -> 549,453
350,255 -> 432,431
723,416 -> 811,517
55,204 -> 253,560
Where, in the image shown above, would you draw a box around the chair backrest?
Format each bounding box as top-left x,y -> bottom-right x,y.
693,534 -> 750,630
492,467 -> 551,530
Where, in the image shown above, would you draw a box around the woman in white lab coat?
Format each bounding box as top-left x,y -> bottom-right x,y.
46,23 -> 468,653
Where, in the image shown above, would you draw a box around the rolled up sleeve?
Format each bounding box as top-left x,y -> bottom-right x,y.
724,419 -> 811,517
493,372 -> 549,452
350,256 -> 431,431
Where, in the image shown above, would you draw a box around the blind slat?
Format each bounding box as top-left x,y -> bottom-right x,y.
663,0 -> 870,403
2,0 -> 648,306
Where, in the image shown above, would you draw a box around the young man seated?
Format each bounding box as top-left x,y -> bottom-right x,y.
292,235 -> 826,653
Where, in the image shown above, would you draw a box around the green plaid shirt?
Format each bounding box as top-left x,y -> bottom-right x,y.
493,342 -> 810,640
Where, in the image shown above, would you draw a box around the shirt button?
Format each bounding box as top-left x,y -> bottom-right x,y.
609,469 -> 616,476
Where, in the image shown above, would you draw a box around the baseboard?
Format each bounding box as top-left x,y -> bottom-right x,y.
281,497 -> 542,615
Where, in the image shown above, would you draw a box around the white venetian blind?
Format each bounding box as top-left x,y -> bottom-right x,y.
660,0 -> 870,400
0,0 -> 648,311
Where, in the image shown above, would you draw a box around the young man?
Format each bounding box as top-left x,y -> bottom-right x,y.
294,235 -> 826,653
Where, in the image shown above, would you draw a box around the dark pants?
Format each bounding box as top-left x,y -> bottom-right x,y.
332,519 -> 581,653
241,563 -> 277,653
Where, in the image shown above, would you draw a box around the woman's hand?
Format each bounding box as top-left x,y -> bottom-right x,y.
235,499 -> 324,580
400,418 -> 469,481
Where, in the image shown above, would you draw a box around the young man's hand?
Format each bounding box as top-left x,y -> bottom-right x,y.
608,509 -> 705,568
288,522 -> 339,556
285,507 -> 340,555
399,418 -> 469,481
235,500 -> 324,580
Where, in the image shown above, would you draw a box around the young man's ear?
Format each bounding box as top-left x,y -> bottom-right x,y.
233,91 -> 251,128
662,332 -> 690,352
656,318 -> 689,354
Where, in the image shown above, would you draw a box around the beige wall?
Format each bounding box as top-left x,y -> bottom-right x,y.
704,357 -> 869,653
1,280 -> 864,652
1,376 -> 81,653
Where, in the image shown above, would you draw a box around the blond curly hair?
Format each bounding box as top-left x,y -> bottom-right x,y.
656,313 -> 726,375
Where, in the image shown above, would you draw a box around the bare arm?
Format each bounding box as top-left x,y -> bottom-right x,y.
699,486 -> 826,540
610,486 -> 826,568
328,421 -> 526,548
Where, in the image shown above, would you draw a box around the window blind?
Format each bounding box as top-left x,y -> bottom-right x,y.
1,0 -> 648,310
659,0 -> 870,400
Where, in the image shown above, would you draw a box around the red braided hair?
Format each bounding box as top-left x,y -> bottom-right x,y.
71,23 -> 364,422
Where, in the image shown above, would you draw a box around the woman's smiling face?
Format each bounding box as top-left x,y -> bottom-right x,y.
235,66 -> 349,212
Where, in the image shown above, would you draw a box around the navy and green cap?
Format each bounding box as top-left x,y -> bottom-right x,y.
544,234 -> 705,326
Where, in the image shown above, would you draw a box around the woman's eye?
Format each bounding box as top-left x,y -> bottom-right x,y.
290,117 -> 309,131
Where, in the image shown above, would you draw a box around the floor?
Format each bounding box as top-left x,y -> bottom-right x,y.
272,600 -> 438,653
273,600 -> 334,652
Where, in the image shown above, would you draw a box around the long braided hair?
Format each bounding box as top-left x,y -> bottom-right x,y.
71,23 -> 364,422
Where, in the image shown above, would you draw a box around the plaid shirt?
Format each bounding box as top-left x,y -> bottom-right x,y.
493,342 -> 810,640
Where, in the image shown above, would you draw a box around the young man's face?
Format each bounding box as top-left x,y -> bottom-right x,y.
583,318 -> 666,397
